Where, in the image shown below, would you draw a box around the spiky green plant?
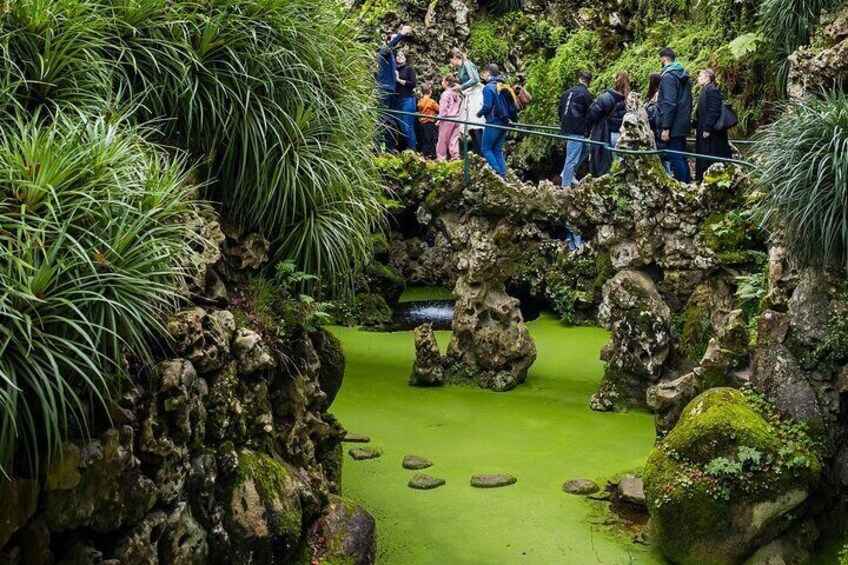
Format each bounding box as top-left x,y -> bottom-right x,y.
0,111 -> 203,476
757,0 -> 842,91
105,0 -> 385,292
753,91 -> 848,270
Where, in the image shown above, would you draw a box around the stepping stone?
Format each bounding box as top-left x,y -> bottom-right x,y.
617,476 -> 646,507
470,474 -> 517,488
343,433 -> 371,443
348,448 -> 380,461
402,455 -> 432,470
408,474 -> 446,490
562,479 -> 600,495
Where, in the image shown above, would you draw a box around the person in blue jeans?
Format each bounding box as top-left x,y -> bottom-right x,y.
476,64 -> 508,178
558,71 -> 594,188
656,47 -> 693,183
375,25 -> 412,152
392,51 -> 418,151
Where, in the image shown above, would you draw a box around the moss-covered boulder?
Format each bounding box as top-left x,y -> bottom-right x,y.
644,388 -> 821,565
220,449 -> 305,563
301,495 -> 375,565
364,261 -> 405,308
311,328 -> 346,409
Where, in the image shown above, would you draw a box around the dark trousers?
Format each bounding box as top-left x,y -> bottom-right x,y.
666,137 -> 691,183
418,122 -> 437,158
469,128 -> 484,156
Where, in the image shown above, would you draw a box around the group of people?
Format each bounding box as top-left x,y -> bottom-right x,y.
559,47 -> 733,187
377,27 -> 734,184
376,27 -> 520,177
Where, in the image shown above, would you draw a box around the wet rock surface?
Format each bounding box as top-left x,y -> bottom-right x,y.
0,221 -> 361,565
470,474 -> 518,489
562,479 -> 600,495
402,455 -> 433,470
343,433 -> 371,444
408,474 -> 446,490
410,323 -> 445,387
349,448 -> 381,461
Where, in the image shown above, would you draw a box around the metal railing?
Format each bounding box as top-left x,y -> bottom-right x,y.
379,108 -> 758,173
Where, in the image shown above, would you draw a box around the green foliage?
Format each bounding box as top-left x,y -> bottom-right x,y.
468,20 -> 511,65
758,0 -> 842,90
753,91 -> 848,271
1,0 -> 385,293
0,111 -> 202,476
518,29 -> 601,163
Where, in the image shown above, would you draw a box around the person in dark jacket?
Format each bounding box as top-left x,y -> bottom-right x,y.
476,64 -> 508,178
694,68 -> 732,181
657,47 -> 693,183
587,71 -> 629,177
645,71 -> 671,174
558,71 -> 594,188
375,26 -> 412,152
393,51 -> 418,151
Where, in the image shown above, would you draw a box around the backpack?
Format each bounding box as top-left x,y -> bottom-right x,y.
494,83 -> 520,123
515,85 -> 532,110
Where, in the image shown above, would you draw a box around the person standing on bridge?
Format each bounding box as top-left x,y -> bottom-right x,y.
437,74 -> 463,161
694,68 -> 732,181
449,48 -> 486,155
558,71 -> 594,188
657,47 -> 693,183
375,25 -> 413,152
477,64 -> 508,178
393,51 -> 418,151
587,71 -> 629,177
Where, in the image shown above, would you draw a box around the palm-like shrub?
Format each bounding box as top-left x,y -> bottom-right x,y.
0,0 -> 384,293
758,0 -> 842,90
106,0 -> 384,291
0,111 -> 202,475
753,91 -> 848,270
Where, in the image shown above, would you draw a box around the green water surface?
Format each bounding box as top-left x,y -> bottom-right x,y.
330,296 -> 665,564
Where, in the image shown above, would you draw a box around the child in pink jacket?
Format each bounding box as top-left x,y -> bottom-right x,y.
437,75 -> 462,161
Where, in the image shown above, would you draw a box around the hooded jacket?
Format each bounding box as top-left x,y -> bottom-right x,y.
657,62 -> 693,139
478,77 -> 506,124
376,34 -> 406,94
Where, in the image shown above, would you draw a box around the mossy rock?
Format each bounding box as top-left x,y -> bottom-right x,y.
220,449 -> 304,563
371,232 -> 390,262
365,261 -> 405,308
643,388 -> 821,565
311,327 -> 346,409
676,285 -> 714,365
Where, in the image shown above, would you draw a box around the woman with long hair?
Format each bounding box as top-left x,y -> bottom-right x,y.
449,48 -> 485,154
587,71 -> 630,176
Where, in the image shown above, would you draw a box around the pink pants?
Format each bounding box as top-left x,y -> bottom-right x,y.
436,121 -> 461,161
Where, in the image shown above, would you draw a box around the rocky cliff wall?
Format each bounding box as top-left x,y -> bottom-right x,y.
0,210 -> 375,565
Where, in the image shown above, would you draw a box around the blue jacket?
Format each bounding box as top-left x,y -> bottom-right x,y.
376,35 -> 405,94
477,77 -> 505,124
657,62 -> 693,138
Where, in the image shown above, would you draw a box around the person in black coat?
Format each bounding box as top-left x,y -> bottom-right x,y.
587,71 -> 629,177
558,71 -> 595,187
694,68 -> 732,181
657,47 -> 693,183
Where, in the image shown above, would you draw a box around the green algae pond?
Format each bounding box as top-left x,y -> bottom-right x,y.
329,291 -> 665,564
